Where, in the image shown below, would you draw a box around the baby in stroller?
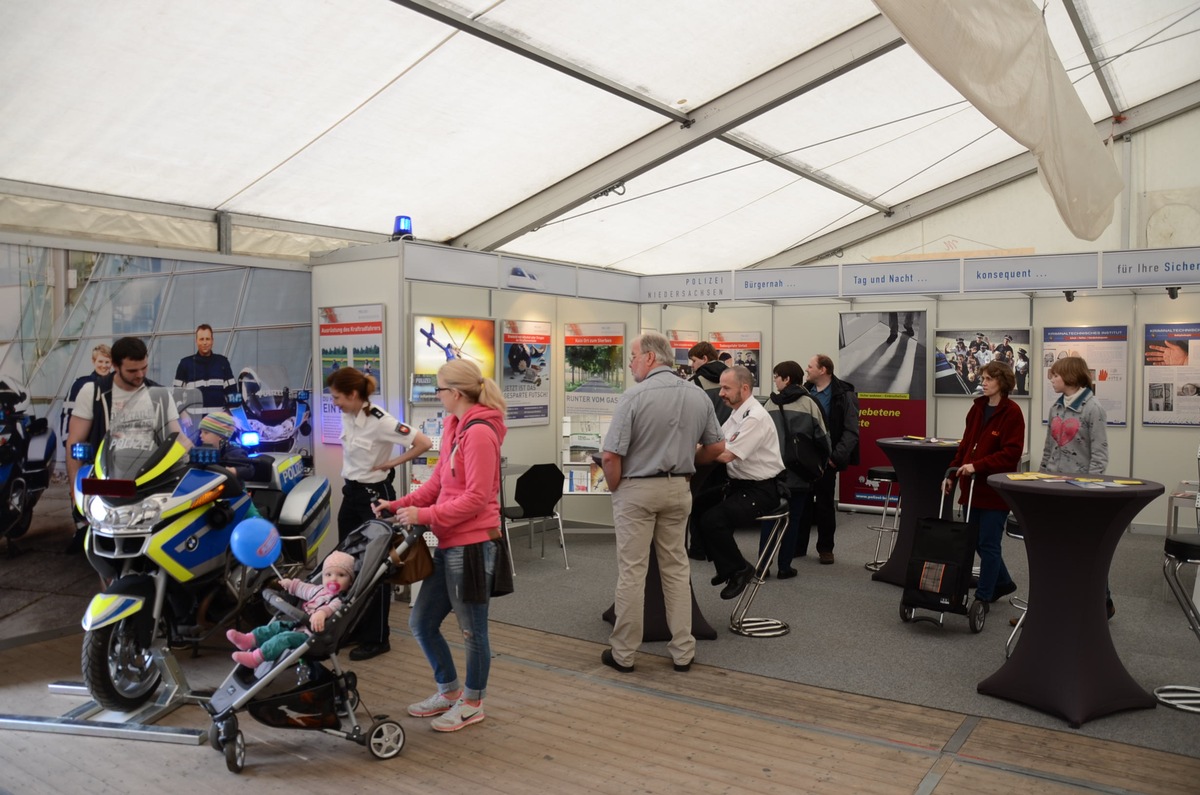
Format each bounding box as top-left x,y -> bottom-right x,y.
207,520 -> 415,773
226,550 -> 355,668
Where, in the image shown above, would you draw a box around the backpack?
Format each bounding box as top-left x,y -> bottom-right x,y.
772,396 -> 829,484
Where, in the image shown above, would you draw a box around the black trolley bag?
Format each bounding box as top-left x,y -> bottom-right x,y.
899,468 -> 987,632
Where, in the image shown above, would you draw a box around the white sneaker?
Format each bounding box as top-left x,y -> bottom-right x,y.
408,691 -> 458,717
431,699 -> 485,732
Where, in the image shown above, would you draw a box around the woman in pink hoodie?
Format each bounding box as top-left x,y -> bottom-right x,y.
376,358 -> 506,733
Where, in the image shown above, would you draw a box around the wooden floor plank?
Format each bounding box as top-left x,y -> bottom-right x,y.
1,624 -> 1197,795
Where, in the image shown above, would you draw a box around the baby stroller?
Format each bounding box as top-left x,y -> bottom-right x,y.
205,520 -> 415,773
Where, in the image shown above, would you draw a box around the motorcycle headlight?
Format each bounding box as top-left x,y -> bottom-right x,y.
84,496 -> 107,524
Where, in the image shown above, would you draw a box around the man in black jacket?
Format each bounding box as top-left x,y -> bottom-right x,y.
803,354 -> 860,564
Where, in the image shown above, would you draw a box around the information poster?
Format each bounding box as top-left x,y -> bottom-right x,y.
708,331 -> 762,386
564,323 -> 625,415
411,315 -> 497,403
502,319 -> 551,427
934,328 -> 1032,397
837,311 -> 927,508
1042,326 -> 1127,425
666,329 -> 699,377
317,304 -> 384,445
1143,322 -> 1200,426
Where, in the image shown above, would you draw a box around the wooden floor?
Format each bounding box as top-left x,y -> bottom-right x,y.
1,621 -> 1197,794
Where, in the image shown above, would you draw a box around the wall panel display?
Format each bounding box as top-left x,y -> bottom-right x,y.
564,323 -> 625,415
934,328 -> 1032,397
838,311 -> 927,508
410,315 -> 497,403
501,319 -> 551,427
1143,322 -> 1200,425
1042,326 -> 1127,425
318,304 -> 385,445
708,331 -> 762,387
667,329 -> 699,377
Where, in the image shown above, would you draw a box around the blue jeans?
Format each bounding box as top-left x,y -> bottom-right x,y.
409,542 -> 496,702
967,507 -> 1013,601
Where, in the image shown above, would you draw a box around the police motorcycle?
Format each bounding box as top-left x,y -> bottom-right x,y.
74,387 -> 332,712
0,377 -> 56,547
230,365 -> 312,454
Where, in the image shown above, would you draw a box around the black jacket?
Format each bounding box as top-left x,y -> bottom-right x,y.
690,361 -> 731,424
803,374 -> 860,470
766,384 -> 832,492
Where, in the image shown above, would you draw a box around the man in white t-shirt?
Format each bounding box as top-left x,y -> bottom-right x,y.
66,337 -> 182,489
692,365 -> 785,601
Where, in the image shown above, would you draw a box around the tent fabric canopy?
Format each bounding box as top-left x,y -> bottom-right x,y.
0,0 -> 1197,274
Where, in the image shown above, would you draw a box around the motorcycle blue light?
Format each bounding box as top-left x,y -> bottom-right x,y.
71,442 -> 94,461
297,390 -> 310,401
240,431 -> 260,449
190,446 -> 220,465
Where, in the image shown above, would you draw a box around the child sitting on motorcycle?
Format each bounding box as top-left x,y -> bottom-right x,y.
198,411 -> 257,483
226,550 -> 356,668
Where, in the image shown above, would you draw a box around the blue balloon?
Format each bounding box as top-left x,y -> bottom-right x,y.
231,517 -> 281,569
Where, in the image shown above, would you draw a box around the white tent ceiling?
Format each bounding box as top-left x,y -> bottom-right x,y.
1,0 -> 1197,274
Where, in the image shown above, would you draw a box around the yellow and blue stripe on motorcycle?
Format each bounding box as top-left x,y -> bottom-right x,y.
82,593 -> 145,631
275,455 -> 305,495
145,492 -> 254,582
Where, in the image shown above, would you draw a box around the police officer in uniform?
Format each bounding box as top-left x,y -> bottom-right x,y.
327,366 -> 433,660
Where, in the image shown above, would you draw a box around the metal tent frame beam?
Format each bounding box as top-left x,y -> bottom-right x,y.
438,13 -> 903,250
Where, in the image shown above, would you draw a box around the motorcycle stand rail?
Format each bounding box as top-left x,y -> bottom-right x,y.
0,643 -> 207,745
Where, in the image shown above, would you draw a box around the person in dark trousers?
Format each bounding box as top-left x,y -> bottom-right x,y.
803,354 -> 860,565
761,360 -> 830,578
173,323 -> 235,424
327,366 -> 432,661
60,343 -> 111,554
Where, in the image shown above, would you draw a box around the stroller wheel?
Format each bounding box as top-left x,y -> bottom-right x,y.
208,722 -> 223,751
210,716 -> 237,752
338,689 -> 360,717
225,730 -> 245,773
367,720 -> 405,760
899,604 -> 914,623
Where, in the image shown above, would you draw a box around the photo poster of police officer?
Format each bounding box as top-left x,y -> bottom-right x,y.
316,304 -> 385,446
708,331 -> 761,387
501,319 -> 552,428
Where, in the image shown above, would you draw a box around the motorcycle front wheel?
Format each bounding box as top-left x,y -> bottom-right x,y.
82,618 -> 162,711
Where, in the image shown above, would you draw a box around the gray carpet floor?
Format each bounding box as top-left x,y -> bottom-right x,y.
490,512 -> 1200,759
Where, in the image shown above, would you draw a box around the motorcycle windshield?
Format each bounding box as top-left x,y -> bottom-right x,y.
96,385 -> 189,482
238,365 -> 297,418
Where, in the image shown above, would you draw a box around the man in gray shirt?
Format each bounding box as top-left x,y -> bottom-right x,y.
601,332 -> 724,673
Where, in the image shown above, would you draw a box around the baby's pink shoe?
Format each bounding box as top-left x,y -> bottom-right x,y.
226,629 -> 255,651
232,649 -> 264,668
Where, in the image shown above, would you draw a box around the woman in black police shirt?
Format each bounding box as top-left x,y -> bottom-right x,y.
327,367 -> 432,660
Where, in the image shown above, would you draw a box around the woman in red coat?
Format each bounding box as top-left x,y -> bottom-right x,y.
943,360 -> 1025,609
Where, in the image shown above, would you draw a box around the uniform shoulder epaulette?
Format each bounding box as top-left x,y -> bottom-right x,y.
368,406 -> 386,419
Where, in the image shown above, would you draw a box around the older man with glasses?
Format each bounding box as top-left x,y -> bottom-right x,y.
599,332 -> 724,674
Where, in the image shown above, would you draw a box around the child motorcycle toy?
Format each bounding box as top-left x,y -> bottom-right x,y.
75,386 -> 331,711
0,378 -> 56,547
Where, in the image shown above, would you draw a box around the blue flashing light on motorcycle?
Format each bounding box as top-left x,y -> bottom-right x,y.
71,442 -> 93,461
240,430 -> 260,450
190,445 -> 221,465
